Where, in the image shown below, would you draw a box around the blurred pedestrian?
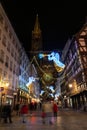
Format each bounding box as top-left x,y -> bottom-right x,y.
2,102 -> 13,123
41,101 -> 53,124
15,102 -> 20,116
53,101 -> 58,121
20,102 -> 28,123
41,102 -> 46,124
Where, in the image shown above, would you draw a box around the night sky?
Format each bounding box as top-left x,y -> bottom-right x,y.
1,0 -> 87,56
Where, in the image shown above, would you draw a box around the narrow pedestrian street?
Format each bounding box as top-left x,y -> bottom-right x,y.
0,109 -> 87,130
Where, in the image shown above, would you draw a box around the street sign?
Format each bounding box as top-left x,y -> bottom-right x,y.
0,87 -> 4,92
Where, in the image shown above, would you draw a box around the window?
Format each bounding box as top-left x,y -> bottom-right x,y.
13,64 -> 15,73
0,14 -> 4,24
2,35 -> 6,47
5,55 -> 9,67
3,71 -> 7,79
0,28 -> 2,40
11,48 -> 14,57
0,49 -> 4,63
69,50 -> 72,59
7,42 -> 10,52
9,31 -> 12,39
0,68 -> 2,77
10,61 -> 13,71
79,38 -> 86,46
16,66 -> 19,76
14,52 -> 16,61
4,22 -> 8,32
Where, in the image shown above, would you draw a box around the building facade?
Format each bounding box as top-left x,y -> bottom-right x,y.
61,22 -> 87,109
17,46 -> 30,104
0,3 -> 33,108
0,3 -> 21,105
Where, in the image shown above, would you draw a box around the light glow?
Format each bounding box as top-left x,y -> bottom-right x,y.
26,76 -> 35,87
38,51 -> 65,72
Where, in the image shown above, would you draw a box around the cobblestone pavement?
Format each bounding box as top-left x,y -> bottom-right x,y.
0,109 -> 87,130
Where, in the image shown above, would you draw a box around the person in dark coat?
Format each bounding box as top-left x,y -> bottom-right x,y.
2,102 -> 13,123
15,102 -> 20,116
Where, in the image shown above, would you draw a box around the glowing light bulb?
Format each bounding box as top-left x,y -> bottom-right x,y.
38,53 -> 44,59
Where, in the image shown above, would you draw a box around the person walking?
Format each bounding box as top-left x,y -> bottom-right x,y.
41,102 -> 46,124
2,102 -> 13,123
20,102 -> 28,123
15,102 -> 20,116
53,101 -> 58,122
41,101 -> 53,124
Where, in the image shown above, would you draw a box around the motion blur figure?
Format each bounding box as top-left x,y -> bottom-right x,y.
2,102 -> 13,123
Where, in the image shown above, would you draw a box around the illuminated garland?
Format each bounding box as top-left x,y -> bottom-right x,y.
25,52 -> 79,88
39,52 -> 65,72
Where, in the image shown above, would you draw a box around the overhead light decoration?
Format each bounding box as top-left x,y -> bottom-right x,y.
26,76 -> 35,87
38,51 -> 65,72
38,53 -> 47,59
42,73 -> 53,83
26,76 -> 39,87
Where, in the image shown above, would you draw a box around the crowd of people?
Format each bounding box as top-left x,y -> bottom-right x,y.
1,102 -> 13,123
0,100 -> 58,125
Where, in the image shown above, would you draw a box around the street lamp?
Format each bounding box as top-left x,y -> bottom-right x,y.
69,84 -> 72,88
